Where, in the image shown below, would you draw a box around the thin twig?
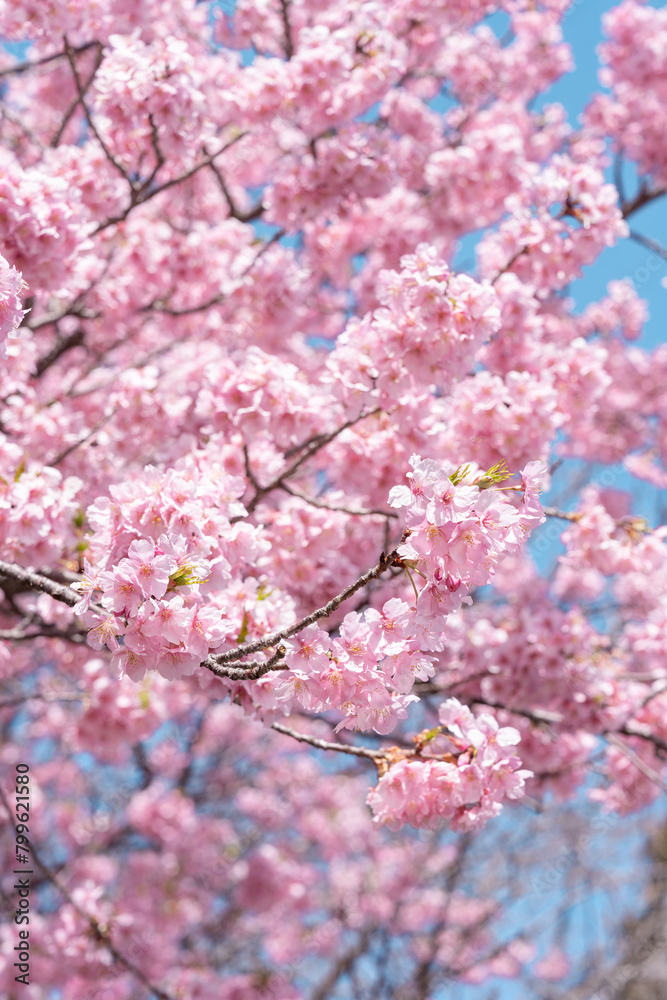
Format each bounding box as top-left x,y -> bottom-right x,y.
49,409 -> 115,467
91,131 -> 248,235
51,41 -> 104,147
0,41 -> 98,77
271,722 -> 384,759
279,481 -> 399,519
208,158 -> 263,222
63,35 -> 133,186
242,407 -> 381,515
542,506 -> 581,522
628,229 -> 667,262
605,732 -> 667,794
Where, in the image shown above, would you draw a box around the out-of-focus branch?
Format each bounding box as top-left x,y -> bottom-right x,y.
278,481 -> 399,519
240,407 -> 382,516
34,328 -> 85,376
63,35 -> 133,186
0,41 -> 98,77
628,228 -> 667,261
52,41 -> 104,147
621,180 -> 666,218
279,0 -> 294,59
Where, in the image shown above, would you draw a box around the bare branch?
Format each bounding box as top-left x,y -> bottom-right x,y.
0,560 -> 105,616
0,41 -> 98,77
241,407 -> 382,516
34,328 -> 85,377
621,180 -> 666,219
279,481 -> 399,519
91,131 -> 248,235
605,732 -> 667,794
491,244 -> 530,285
271,722 -> 384,759
279,0 -> 294,59
51,41 -> 104,147
542,506 -> 582,522
208,157 -> 264,222
628,228 -> 667,261
49,408 -> 115,466
203,645 -> 288,681
63,35 -> 134,187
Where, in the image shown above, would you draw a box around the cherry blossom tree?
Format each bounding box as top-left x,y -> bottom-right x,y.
0,0 -> 667,996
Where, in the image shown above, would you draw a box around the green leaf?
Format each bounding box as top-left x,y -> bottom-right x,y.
236,611 -> 249,645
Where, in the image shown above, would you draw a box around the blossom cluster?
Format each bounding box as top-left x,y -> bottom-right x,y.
328,243 -> 501,403
390,455 -> 546,616
0,438 -> 82,564
0,252 -> 27,357
477,156 -> 628,292
367,698 -> 532,831
78,460 -> 269,680
585,0 -> 667,187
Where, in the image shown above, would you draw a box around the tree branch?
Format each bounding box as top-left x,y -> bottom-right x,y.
621,180 -> 666,218
605,732 -> 667,794
0,560 -> 105,615
0,41 -> 98,77
628,228 -> 667,261
63,35 -> 134,187
278,481 -> 398,519
271,722 -> 385,759
34,328 -> 85,377
279,0 -> 294,59
542,506 -> 582,522
206,534 -> 407,667
51,41 -> 104,147
241,407 -> 382,516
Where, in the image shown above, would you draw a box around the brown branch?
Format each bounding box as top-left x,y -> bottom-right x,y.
208,158 -> 263,223
241,407 -> 381,516
203,645 -> 288,681
0,560 -> 83,607
278,481 -> 399,519
621,181 -> 666,219
51,41 -> 104,147
206,535 -> 406,668
271,722 -> 385,759
0,560 -> 106,615
542,506 -> 582,522
491,244 -> 530,285
34,328 -> 85,377
49,409 -> 115,466
63,35 -> 134,187
140,112 -> 166,193
91,131 -> 248,235
279,0 -> 294,59
0,41 -> 98,77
